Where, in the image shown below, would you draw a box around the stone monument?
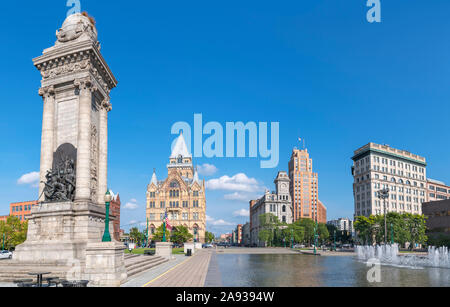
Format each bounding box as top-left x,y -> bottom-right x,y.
11,12 -> 127,286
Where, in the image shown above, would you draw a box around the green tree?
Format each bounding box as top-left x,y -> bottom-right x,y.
129,227 -> 143,244
354,216 -> 373,245
285,223 -> 305,245
153,224 -> 171,242
0,216 -> 28,250
355,213 -> 428,247
317,223 -> 329,245
406,214 -> 427,249
205,231 -> 215,243
297,219 -> 316,245
258,213 -> 279,246
258,229 -> 273,246
171,226 -> 194,244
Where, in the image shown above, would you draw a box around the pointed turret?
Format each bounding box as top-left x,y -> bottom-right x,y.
193,167 -> 200,184
151,169 -> 158,186
170,132 -> 191,159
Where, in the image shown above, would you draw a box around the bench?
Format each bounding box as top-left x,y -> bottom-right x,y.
144,250 -> 156,256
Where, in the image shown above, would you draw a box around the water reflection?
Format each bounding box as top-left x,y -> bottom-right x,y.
217,254 -> 450,287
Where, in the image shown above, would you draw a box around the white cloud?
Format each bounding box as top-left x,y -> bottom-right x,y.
206,173 -> 265,193
197,164 -> 218,176
17,172 -> 40,188
224,192 -> 255,202
206,215 -> 235,226
233,209 -> 250,217
124,199 -> 138,210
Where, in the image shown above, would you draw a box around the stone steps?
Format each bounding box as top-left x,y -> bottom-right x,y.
125,256 -> 161,270
124,254 -> 140,260
125,256 -> 168,279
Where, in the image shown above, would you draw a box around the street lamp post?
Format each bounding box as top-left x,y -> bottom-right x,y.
291,228 -> 294,249
333,230 -> 336,251
163,212 -> 167,243
313,222 -> 318,255
377,188 -> 390,244
390,223 -> 394,245
102,190 -> 112,242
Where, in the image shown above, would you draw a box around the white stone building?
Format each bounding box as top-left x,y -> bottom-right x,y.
327,218 -> 354,233
250,171 -> 292,247
352,143 -> 427,218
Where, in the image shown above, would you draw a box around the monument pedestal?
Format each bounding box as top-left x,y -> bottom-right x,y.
156,242 -> 173,260
85,242 -> 127,287
11,201 -> 127,285
14,202 -> 109,263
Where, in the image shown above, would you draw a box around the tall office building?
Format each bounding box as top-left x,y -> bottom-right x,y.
352,143 -> 427,217
288,148 -> 326,223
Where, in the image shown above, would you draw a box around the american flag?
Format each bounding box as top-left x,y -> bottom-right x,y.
164,211 -> 172,230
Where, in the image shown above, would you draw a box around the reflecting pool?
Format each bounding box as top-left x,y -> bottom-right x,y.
217,254 -> 450,287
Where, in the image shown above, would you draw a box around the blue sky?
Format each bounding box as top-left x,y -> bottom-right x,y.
0,1 -> 449,235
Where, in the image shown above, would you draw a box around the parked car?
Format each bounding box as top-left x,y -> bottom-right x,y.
0,250 -> 12,260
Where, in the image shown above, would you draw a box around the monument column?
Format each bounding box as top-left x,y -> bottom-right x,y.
97,99 -> 111,205
38,86 -> 55,202
75,78 -> 94,202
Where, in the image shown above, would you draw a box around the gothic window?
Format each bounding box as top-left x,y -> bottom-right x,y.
177,155 -> 183,164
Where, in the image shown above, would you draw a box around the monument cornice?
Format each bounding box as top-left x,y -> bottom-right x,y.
33,40 -> 117,92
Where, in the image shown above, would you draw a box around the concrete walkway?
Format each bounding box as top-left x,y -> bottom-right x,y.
121,254 -> 186,287
143,250 -> 213,287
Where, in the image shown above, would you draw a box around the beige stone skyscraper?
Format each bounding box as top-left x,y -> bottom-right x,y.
146,133 -> 206,243
288,148 -> 326,223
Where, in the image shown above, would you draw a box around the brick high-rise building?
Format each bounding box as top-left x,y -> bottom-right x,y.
289,148 -> 326,223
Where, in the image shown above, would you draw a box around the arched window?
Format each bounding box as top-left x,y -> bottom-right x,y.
177,155 -> 183,164
391,178 -> 396,183
399,179 -> 404,184
406,180 -> 411,185
170,181 -> 180,188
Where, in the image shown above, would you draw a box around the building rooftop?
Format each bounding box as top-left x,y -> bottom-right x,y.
352,142 -> 426,165
170,133 -> 191,158
427,178 -> 446,186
